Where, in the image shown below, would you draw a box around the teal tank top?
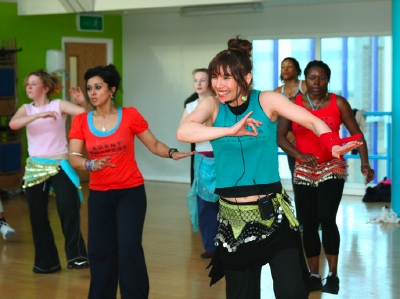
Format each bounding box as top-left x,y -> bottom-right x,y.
210,90 -> 280,196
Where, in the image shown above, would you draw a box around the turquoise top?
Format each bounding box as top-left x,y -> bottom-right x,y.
210,90 -> 280,196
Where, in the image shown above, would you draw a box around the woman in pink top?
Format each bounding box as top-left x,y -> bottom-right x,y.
9,70 -> 89,273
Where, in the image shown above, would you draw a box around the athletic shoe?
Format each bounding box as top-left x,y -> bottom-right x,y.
67,258 -> 89,269
322,273 -> 340,294
307,274 -> 322,292
33,265 -> 61,274
0,221 -> 15,240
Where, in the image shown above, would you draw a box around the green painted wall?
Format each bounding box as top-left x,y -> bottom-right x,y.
0,2 -> 122,162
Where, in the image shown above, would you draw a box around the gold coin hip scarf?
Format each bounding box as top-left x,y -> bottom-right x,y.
216,189 -> 299,253
293,158 -> 348,187
23,157 -> 83,201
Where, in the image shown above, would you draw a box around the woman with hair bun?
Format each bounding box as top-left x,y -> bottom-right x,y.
177,37 -> 361,298
10,69 -> 89,273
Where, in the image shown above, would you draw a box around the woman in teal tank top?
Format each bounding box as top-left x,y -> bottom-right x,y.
177,36 -> 362,299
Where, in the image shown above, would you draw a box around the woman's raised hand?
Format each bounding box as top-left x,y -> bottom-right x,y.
69,86 -> 85,105
230,111 -> 262,137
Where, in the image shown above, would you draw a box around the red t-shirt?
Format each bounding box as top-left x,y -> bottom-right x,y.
292,93 -> 343,163
69,107 -> 149,191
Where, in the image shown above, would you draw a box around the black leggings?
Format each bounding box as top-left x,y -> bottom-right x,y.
295,179 -> 345,257
225,248 -> 308,299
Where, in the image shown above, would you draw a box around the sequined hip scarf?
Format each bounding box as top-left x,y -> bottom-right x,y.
294,158 -> 347,187
23,157 -> 83,201
216,189 -> 299,252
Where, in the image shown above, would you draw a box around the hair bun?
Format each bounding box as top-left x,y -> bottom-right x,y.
227,36 -> 252,58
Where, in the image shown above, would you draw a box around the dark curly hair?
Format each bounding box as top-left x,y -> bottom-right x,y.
84,64 -> 123,97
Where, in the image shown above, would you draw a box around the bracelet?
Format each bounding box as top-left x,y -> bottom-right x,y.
168,148 -> 179,158
85,159 -> 98,171
361,163 -> 370,168
69,152 -> 83,156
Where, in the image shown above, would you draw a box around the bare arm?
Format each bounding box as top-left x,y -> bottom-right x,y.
277,116 -> 319,168
59,100 -> 85,116
9,105 -> 58,130
337,96 -> 375,183
177,96 -> 262,143
137,129 -> 194,160
260,91 -> 331,136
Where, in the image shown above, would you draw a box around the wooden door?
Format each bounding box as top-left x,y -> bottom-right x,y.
65,42 -> 107,182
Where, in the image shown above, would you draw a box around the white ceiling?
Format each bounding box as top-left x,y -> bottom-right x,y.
3,0 -> 387,16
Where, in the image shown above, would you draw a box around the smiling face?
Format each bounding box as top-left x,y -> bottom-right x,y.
211,67 -> 252,105
25,75 -> 49,101
193,71 -> 210,96
305,66 -> 329,96
86,76 -> 115,107
211,68 -> 239,104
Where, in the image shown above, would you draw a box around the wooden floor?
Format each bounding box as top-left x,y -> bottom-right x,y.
0,181 -> 399,299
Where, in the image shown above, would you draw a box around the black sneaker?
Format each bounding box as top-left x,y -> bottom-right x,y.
322,273 -> 340,294
67,258 -> 89,269
33,265 -> 61,274
307,274 -> 322,292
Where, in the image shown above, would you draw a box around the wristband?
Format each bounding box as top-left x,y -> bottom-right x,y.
168,148 -> 179,158
320,132 -> 362,152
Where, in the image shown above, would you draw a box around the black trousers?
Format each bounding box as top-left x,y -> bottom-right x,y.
225,248 -> 308,299
25,169 -> 87,271
295,179 -> 344,257
87,185 -> 149,299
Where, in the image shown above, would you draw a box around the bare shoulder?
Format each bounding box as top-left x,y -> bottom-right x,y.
273,85 -> 282,93
259,90 -> 286,103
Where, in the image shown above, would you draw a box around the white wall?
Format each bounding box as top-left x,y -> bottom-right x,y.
122,0 -> 391,184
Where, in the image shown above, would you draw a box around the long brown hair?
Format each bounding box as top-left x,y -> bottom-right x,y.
208,36 -> 253,96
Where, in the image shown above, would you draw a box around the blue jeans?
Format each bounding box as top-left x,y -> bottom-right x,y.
197,196 -> 219,252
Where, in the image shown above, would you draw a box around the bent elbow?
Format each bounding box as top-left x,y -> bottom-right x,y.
8,121 -> 19,131
176,128 -> 185,142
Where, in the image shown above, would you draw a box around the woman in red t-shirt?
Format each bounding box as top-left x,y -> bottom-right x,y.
68,64 -> 194,299
277,60 -> 375,295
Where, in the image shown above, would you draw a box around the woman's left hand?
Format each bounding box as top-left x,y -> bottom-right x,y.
170,151 -> 195,160
69,86 -> 86,105
361,165 -> 375,184
331,141 -> 363,158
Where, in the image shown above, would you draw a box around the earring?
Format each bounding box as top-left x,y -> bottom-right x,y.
241,95 -> 247,102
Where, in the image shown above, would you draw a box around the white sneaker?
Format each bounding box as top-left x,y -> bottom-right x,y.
0,222 -> 15,240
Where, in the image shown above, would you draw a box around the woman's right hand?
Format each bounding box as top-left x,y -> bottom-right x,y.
298,153 -> 319,168
38,111 -> 58,120
94,156 -> 115,171
230,111 -> 263,137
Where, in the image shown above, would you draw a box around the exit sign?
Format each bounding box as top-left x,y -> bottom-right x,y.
77,14 -> 103,32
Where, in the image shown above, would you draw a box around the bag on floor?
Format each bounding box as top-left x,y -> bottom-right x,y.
362,177 -> 391,202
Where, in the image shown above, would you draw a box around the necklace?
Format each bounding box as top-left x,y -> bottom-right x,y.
306,93 -> 327,110
97,112 -> 110,132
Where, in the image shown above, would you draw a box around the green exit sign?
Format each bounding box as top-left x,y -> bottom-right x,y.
77,14 -> 103,32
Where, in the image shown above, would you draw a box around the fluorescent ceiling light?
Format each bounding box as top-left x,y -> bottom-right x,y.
180,2 -> 263,16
